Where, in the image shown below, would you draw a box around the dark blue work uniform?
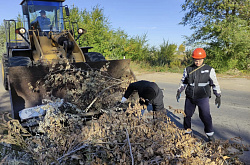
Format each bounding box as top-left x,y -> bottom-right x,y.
123,80 -> 165,111
178,64 -> 221,135
31,16 -> 51,30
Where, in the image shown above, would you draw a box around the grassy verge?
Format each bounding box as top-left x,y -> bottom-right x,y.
130,61 -> 185,74
130,60 -> 250,79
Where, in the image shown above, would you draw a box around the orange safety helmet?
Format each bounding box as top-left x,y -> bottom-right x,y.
192,48 -> 206,59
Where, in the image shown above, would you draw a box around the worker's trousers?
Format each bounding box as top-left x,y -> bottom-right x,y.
184,97 -> 213,133
141,104 -> 153,116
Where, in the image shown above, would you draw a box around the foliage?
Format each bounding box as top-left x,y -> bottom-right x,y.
0,14 -> 24,60
65,5 -> 149,62
144,41 -> 178,68
178,44 -> 186,54
2,1 -> 249,73
77,6 -> 112,54
65,5 -> 183,68
0,3 -> 216,73
158,41 -> 177,66
0,24 -> 5,59
180,0 -> 250,71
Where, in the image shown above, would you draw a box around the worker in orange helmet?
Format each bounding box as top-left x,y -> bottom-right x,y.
176,48 -> 221,142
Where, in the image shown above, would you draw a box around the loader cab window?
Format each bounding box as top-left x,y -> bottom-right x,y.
25,0 -> 64,32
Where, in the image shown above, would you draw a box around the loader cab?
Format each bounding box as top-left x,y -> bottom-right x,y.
21,0 -> 65,32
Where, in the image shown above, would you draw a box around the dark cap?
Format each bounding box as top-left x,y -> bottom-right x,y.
141,87 -> 156,101
39,10 -> 46,14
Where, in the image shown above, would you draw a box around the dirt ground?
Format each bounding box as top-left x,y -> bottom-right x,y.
134,71 -> 250,92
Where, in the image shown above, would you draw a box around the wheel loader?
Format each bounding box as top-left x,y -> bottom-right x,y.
1,0 -> 135,122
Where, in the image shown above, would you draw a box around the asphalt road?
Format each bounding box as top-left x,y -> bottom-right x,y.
0,72 -> 11,115
157,82 -> 250,143
1,64 -> 250,163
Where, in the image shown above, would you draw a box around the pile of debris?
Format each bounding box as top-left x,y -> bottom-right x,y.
0,104 -> 247,164
0,61 -> 248,164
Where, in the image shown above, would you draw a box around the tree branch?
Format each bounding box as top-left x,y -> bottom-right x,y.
125,128 -> 134,165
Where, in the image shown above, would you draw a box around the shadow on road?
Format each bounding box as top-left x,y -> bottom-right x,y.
166,109 -> 208,141
213,125 -> 250,146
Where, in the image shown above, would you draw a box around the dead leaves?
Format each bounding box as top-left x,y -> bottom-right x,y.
0,59 -> 247,164
169,106 -> 186,117
0,113 -> 31,148
0,102 -> 246,164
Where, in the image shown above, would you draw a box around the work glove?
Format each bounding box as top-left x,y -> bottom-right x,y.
121,97 -> 127,103
215,95 -> 221,108
144,99 -> 150,106
176,90 -> 181,102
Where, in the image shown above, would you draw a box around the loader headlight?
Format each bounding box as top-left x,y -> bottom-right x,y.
19,28 -> 26,34
15,27 -> 26,34
78,28 -> 86,34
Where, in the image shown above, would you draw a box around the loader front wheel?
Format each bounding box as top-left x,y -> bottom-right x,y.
84,52 -> 106,62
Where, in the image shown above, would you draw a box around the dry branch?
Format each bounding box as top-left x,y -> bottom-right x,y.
125,127 -> 134,165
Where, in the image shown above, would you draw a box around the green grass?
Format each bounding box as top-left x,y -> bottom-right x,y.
130,61 -> 185,74
130,60 -> 250,79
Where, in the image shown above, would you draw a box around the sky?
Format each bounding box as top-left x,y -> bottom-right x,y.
0,0 -> 193,48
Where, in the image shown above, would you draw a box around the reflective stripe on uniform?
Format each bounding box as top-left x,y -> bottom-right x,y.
189,82 -> 209,87
198,82 -> 209,86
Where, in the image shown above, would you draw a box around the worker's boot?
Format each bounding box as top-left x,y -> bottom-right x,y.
207,135 -> 215,142
184,128 -> 193,137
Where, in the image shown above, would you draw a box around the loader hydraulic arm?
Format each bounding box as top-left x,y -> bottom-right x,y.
51,32 -> 74,58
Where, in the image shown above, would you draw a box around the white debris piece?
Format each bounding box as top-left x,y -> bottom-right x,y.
19,99 -> 64,121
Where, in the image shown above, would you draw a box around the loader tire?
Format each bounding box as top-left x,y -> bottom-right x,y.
9,56 -> 32,67
84,52 -> 106,62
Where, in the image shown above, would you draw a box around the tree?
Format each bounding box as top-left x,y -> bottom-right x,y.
180,0 -> 250,70
66,5 -> 150,61
178,44 -> 186,54
0,13 -> 25,60
156,40 -> 177,66
0,23 -> 6,59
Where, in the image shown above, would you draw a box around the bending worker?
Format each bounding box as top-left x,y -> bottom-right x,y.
121,80 -> 165,113
176,48 -> 221,142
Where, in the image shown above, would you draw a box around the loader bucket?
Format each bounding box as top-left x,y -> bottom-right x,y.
8,59 -> 136,120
